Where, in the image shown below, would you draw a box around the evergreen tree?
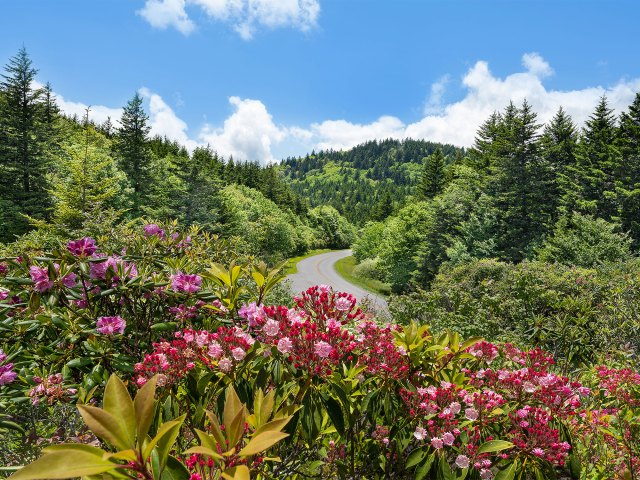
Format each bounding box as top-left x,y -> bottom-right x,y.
114,92 -> 152,217
417,148 -> 446,200
0,48 -> 54,240
616,92 -> 640,246
371,190 -> 393,220
575,96 -> 621,220
540,107 -> 579,220
489,101 -> 551,261
42,110 -> 127,233
173,146 -> 223,228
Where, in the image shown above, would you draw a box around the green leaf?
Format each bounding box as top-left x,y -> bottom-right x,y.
223,386 -> 244,437
477,440 -> 514,454
103,374 -> 136,447
182,446 -> 223,461
77,405 -> 130,451
494,460 -> 518,480
8,450 -> 117,480
155,415 -> 186,470
134,375 -> 157,445
405,448 -> 426,468
161,456 -> 190,480
252,417 -> 292,438
221,465 -> 250,480
324,396 -> 344,435
238,431 -> 289,457
142,415 -> 186,462
415,453 -> 435,480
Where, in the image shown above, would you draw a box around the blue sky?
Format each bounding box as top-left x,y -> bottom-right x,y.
2,0 -> 640,163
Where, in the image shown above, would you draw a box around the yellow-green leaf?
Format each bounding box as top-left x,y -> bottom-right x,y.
221,465 -> 250,480
42,444 -> 105,455
134,375 -> 157,446
205,410 -> 226,446
259,389 -> 276,426
103,374 -> 136,447
252,417 -> 292,438
142,416 -> 185,461
8,450 -> 117,480
182,446 -> 223,461
238,431 -> 289,457
477,440 -> 514,454
104,450 -> 137,462
77,405 -> 130,451
195,429 -> 217,450
227,408 -> 246,450
223,387 -> 243,435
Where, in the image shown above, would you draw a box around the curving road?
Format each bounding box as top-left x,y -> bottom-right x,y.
287,249 -> 389,315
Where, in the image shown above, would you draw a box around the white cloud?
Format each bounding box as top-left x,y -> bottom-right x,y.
310,116 -> 406,151
522,52 -> 554,78
424,74 -> 450,115
199,96 -> 286,163
35,81 -> 123,126
139,87 -> 199,151
137,0 -> 195,35
43,53 -> 640,165
138,0 -> 320,39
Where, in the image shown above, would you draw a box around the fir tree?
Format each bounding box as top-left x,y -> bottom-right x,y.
616,93 -> 640,246
540,107 -> 579,220
0,48 -> 53,240
417,148 -> 446,200
114,92 -> 152,217
489,101 -> 551,261
575,96 -> 621,220
371,190 -> 394,220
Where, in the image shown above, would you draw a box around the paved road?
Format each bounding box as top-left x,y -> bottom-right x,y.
287,249 -> 389,315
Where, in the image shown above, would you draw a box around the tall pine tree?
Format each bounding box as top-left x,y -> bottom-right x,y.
0,48 -> 54,240
540,107 -> 579,221
616,93 -> 640,246
114,92 -> 152,217
417,148 -> 446,199
489,101 -> 551,261
575,96 -> 621,221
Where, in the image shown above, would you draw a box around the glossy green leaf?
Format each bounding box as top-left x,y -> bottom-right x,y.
134,375 -> 157,445
477,440 -> 514,454
238,431 -> 289,457
8,450 -> 116,480
103,374 -> 136,447
77,405 -> 130,451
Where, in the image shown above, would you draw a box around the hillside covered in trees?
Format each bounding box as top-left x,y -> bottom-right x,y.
0,49 -> 355,260
282,140 -> 464,224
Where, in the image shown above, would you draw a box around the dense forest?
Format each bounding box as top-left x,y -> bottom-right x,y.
352,95 -> 640,291
0,49 -> 355,259
282,139 -> 464,224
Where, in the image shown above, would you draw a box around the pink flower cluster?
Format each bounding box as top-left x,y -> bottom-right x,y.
355,321 -> 409,380
89,255 -> 138,282
170,272 -> 202,294
96,316 -> 126,335
134,326 -> 254,387
29,264 -> 77,293
0,349 -> 17,386
28,373 -> 77,405
67,237 -> 97,257
293,286 -> 364,329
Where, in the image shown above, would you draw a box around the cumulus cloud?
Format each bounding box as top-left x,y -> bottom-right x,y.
199,96 -> 287,162
35,81 -> 123,126
139,87 -> 199,151
423,74 -> 451,115
44,53 -> 640,164
138,0 -> 320,39
137,0 -> 195,35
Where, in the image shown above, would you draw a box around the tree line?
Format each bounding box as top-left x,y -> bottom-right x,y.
0,48 -> 353,259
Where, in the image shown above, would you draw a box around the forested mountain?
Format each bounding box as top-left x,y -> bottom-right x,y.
354,96 -> 640,292
282,139 -> 465,224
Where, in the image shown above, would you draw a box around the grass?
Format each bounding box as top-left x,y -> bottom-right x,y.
284,249 -> 332,274
334,256 -> 391,297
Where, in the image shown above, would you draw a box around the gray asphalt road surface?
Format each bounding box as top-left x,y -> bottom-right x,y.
287,249 -> 389,315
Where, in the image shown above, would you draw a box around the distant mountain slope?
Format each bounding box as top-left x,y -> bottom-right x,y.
281,139 -> 464,224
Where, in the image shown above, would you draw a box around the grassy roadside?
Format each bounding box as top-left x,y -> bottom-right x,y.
334,255 -> 391,297
284,249 -> 332,274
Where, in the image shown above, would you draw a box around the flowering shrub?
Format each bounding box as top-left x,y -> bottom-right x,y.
1,227 -> 639,479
